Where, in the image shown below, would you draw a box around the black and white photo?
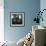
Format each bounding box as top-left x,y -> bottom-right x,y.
10,12 -> 25,27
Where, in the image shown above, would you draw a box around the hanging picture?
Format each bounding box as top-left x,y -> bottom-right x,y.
10,12 -> 25,27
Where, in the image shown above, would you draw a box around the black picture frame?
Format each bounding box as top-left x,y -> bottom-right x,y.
10,12 -> 25,27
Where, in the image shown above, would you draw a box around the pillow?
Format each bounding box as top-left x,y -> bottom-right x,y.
23,32 -> 34,46
17,37 -> 25,46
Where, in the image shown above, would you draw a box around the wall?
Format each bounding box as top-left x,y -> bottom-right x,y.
0,0 -> 4,42
4,0 -> 40,42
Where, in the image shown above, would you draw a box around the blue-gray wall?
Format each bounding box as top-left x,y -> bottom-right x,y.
4,0 -> 40,42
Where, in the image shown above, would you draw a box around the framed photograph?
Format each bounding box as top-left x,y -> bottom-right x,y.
10,12 -> 25,27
